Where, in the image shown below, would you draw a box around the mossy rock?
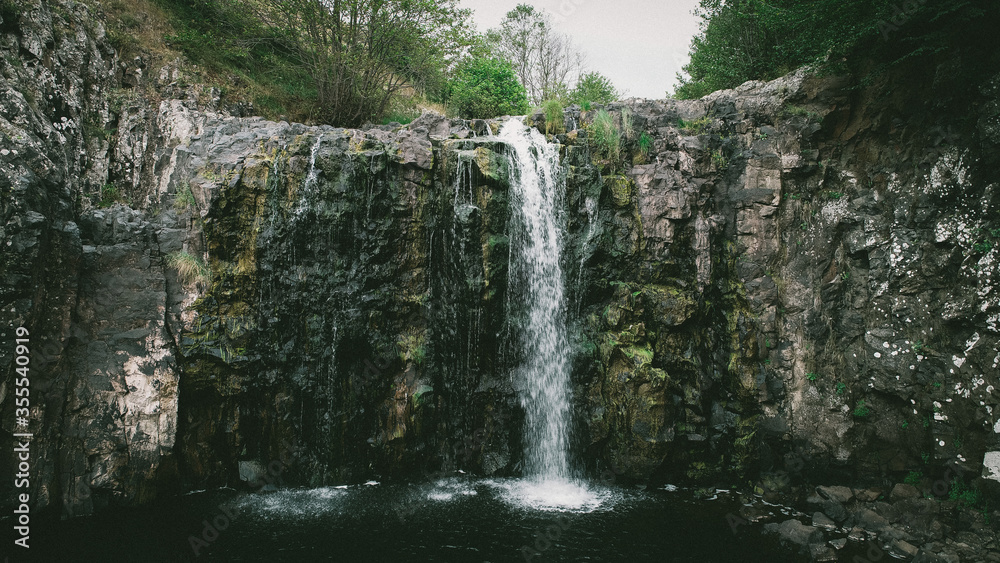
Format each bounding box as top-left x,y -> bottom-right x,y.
605,175 -> 634,208
474,146 -> 509,183
640,284 -> 697,327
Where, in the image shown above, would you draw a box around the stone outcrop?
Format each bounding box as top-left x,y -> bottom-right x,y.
1,5 -> 998,561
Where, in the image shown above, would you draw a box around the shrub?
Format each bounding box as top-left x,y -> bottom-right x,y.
949,478 -> 982,508
542,98 -> 564,134
590,109 -> 621,164
568,71 -> 619,106
450,57 -> 529,119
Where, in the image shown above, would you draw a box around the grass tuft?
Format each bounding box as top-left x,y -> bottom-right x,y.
167,251 -> 211,286
590,109 -> 621,164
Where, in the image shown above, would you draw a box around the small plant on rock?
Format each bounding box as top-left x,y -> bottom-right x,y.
167,251 -> 211,286
98,183 -> 124,208
542,98 -> 564,135
174,182 -> 196,211
678,115 -> 711,134
853,399 -> 870,418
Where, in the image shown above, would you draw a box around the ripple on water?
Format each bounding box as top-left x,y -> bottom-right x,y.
424,477 -> 479,502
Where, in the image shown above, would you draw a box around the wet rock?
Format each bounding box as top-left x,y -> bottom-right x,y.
764,518 -> 823,549
817,485 -> 854,504
890,483 -> 921,501
810,544 -> 838,561
812,512 -> 837,531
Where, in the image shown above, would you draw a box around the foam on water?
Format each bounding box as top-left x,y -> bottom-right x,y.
238,486 -> 348,519
485,478 -> 617,513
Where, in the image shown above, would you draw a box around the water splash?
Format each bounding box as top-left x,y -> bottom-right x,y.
499,119 -> 572,482
305,135 -> 322,189
295,136 -> 322,217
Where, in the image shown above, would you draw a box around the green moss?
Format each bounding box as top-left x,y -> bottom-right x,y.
606,175 -> 633,208
474,146 -> 508,182
622,344 -> 654,365
398,332 -> 426,366
487,235 -> 509,249
411,385 -> 434,408
677,115 -> 711,134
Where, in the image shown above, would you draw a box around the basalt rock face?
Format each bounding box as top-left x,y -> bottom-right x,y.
2,0 -> 1000,523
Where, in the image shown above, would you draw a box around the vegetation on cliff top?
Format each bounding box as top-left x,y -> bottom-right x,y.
100,0 -> 620,124
675,0 -> 993,99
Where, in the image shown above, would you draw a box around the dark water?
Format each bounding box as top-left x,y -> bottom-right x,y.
24,478 -> 812,562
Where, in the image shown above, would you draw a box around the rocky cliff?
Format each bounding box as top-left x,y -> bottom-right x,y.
1,0 -> 999,525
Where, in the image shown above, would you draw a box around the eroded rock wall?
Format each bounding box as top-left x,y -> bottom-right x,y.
2,0 -> 999,519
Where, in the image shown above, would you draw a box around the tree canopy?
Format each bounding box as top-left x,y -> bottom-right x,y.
568,72 -> 619,106
485,4 -> 585,106
231,0 -> 473,126
674,0 -> 990,99
449,56 -> 529,119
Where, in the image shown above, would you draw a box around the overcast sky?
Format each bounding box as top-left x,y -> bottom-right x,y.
457,0 -> 702,99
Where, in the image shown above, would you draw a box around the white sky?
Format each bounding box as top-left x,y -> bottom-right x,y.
458,0 -> 702,99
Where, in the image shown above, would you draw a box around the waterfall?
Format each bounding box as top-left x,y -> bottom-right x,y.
295,136 -> 322,217
499,119 -> 572,483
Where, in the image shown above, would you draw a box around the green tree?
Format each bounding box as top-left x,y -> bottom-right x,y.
450,57 -> 529,119
673,0 -> 899,99
568,71 -> 619,106
231,0 -> 474,126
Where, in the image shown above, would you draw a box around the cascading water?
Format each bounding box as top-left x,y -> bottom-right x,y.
495,119 -> 607,512
500,119 -> 572,482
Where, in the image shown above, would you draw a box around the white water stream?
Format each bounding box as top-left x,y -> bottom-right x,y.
499,119 -> 600,509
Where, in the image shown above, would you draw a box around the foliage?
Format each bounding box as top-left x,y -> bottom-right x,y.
634,131 -> 653,164
904,470 -> 923,485
806,372 -> 818,381
174,182 -> 196,211
485,4 -> 584,105
949,477 -> 982,509
589,110 -> 621,164
542,98 -> 564,134
97,183 -> 124,208
711,148 -> 728,169
160,0 -> 474,126
0,0 -> 18,32
674,0 -> 990,99
241,0 -> 472,126
853,399 -> 870,418
678,116 -> 712,134
450,57 -> 529,119
568,71 -> 619,106
167,251 -> 211,286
